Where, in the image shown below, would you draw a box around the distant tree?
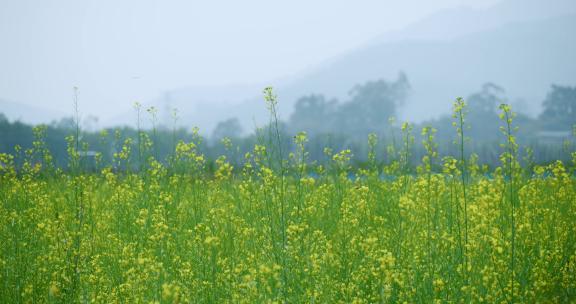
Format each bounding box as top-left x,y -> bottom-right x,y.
212,117 -> 243,139
50,117 -> 76,130
467,83 -> 505,114
462,83 -> 507,141
0,118 -> 33,154
84,115 -> 99,132
539,85 -> 576,130
336,72 -> 410,134
289,94 -> 337,134
427,83 -> 537,144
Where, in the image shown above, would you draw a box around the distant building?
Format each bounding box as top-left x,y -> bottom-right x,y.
536,130 -> 571,144
79,151 -> 98,157
79,151 -> 99,170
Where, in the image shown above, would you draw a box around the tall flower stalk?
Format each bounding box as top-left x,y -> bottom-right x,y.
452,97 -> 469,290
422,126 -> 438,294
499,103 -> 518,303
263,86 -> 287,301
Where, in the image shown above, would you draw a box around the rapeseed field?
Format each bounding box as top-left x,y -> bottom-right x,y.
0,91 -> 574,303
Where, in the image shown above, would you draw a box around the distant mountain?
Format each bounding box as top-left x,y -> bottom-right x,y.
369,0 -> 576,44
278,13 -> 576,121
151,0 -> 576,134
0,99 -> 66,125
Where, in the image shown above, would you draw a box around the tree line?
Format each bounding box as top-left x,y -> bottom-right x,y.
1,75 -> 574,169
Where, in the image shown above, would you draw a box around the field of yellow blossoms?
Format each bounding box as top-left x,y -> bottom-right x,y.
1,96 -> 575,303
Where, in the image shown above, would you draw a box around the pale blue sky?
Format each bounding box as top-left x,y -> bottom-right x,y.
0,0 -> 500,121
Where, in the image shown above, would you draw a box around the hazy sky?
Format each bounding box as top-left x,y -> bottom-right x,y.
0,0 -> 500,121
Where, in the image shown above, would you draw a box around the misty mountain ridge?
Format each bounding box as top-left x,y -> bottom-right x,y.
151,5 -> 575,134
2,0 -> 574,136
369,0 -> 576,44
285,13 -> 576,121
0,99 -> 66,125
